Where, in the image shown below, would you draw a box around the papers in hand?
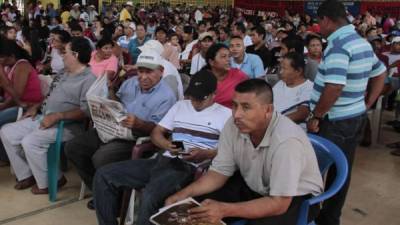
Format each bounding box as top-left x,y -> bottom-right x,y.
150,198 -> 226,225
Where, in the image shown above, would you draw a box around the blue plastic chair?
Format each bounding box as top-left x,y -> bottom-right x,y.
296,134 -> 349,225
228,134 -> 348,225
47,120 -> 65,202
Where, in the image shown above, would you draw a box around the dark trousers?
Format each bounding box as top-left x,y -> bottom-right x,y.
64,128 -> 134,190
196,172 -> 320,225
316,114 -> 367,225
93,155 -> 195,225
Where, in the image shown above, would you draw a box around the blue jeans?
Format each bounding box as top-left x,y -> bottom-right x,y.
315,114 -> 367,225
93,155 -> 195,225
0,106 -> 19,161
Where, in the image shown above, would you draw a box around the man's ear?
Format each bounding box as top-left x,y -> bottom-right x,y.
264,103 -> 274,118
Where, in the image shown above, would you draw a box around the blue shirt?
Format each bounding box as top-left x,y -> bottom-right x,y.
230,53 -> 264,79
128,36 -> 150,64
310,25 -> 386,120
116,77 -> 177,123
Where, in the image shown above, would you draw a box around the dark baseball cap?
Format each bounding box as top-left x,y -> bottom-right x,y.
185,70 -> 217,100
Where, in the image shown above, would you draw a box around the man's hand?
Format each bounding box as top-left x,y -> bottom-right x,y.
182,148 -> 213,163
189,199 -> 227,224
121,114 -> 136,128
307,118 -> 320,133
40,112 -> 62,129
22,106 -> 39,120
165,191 -> 190,206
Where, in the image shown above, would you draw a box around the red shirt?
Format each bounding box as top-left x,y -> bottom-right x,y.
215,69 -> 248,108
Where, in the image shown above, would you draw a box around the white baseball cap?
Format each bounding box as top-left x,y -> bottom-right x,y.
125,1 -> 133,7
136,51 -> 163,70
138,40 -> 165,55
73,3 -> 80,8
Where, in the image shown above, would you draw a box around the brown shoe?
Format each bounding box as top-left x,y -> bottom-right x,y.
390,149 -> 400,157
14,176 -> 36,190
31,176 -> 68,195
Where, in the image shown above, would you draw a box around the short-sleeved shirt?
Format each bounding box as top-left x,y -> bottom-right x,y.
159,100 -> 231,166
89,51 -> 119,78
190,53 -> 206,75
119,8 -> 132,22
116,77 -> 176,123
310,24 -> 386,121
230,53 -> 265,79
117,35 -> 136,49
215,69 -> 248,108
210,111 -> 323,197
127,36 -> 150,64
43,67 -> 96,116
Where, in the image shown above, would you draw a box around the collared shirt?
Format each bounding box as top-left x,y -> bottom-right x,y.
230,53 -> 265,79
310,24 -> 386,120
127,36 -> 150,64
210,111 -> 323,196
116,77 -> 177,123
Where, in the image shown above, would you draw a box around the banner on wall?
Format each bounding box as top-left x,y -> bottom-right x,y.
304,0 -> 360,17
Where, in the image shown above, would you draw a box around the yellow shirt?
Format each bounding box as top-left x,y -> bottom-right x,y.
60,11 -> 70,24
119,8 -> 132,22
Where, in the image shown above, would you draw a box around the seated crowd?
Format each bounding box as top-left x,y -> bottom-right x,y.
0,0 -> 391,225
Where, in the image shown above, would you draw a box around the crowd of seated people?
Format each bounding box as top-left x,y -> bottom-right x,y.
0,0 -> 394,225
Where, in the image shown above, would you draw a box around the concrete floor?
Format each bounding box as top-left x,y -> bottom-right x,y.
0,112 -> 399,225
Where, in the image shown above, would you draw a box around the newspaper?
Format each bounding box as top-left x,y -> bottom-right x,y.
150,198 -> 226,225
86,75 -> 135,143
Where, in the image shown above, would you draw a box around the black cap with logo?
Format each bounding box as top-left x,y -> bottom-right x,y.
185,69 -> 217,100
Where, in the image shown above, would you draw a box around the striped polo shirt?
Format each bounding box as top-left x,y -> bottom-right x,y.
310,24 -> 386,120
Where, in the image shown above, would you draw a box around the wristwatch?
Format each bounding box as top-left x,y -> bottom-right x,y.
306,111 -> 322,122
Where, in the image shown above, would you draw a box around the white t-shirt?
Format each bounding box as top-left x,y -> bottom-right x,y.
190,53 -> 206,75
180,40 -> 198,60
159,100 -> 231,166
50,48 -> 64,74
162,59 -> 184,100
195,10 -> 203,23
243,35 -> 253,47
273,80 -> 313,128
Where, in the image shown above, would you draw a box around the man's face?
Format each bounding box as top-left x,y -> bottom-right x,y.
156,30 -> 167,43
229,38 -> 245,59
124,27 -> 134,36
136,25 -> 146,39
71,30 -> 82,37
231,25 -> 241,36
232,92 -> 272,134
62,43 -> 78,71
189,94 -> 214,112
137,67 -> 163,91
250,30 -> 263,45
307,39 -> 322,57
200,38 -> 213,53
182,32 -> 192,42
392,42 -> 400,53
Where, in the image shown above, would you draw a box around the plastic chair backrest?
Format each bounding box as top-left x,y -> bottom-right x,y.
296,134 -> 349,225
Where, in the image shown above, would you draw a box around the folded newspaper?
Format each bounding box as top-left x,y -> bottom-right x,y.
150,198 -> 226,225
86,75 -> 135,143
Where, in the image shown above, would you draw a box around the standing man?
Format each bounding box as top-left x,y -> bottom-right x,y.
119,1 -> 133,22
307,1 -> 386,225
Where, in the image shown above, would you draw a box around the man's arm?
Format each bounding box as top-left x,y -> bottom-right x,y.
165,170 -> 230,205
312,83 -> 344,118
121,114 -> 156,136
287,105 -> 310,123
40,108 -> 86,129
365,72 -> 386,109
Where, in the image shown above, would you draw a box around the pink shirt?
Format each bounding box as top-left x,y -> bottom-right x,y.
89,51 -> 118,78
215,68 -> 248,108
5,59 -> 43,103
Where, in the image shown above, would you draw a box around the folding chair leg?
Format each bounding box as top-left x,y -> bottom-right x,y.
124,190 -> 136,225
79,181 -> 86,200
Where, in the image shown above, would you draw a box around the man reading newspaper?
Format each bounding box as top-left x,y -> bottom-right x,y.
65,51 -> 176,209
92,70 -> 231,225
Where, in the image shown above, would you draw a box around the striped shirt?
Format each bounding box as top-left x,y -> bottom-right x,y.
158,100 -> 231,166
310,25 -> 386,120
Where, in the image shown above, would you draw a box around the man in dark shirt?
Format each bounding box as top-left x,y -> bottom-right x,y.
246,26 -> 272,70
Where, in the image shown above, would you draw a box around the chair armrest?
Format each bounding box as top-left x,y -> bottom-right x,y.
132,137 -> 158,160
